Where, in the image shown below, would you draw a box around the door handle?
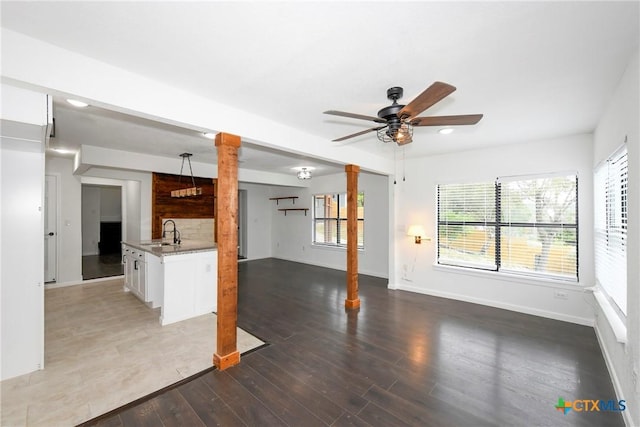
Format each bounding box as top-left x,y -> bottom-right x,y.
47,232 -> 54,236
134,260 -> 138,270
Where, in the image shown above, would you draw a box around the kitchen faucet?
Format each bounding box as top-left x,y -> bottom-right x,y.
162,220 -> 181,245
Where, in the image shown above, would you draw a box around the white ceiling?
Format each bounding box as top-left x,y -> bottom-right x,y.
2,1 -> 638,174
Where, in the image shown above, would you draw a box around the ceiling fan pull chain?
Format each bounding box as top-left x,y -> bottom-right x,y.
403,147 -> 406,182
393,146 -> 397,184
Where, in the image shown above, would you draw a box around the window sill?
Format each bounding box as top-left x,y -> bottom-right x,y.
432,263 -> 581,291
592,289 -> 627,344
311,244 -> 364,253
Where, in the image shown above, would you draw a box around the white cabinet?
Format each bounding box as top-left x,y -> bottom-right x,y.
122,244 -> 147,302
160,251 -> 217,326
121,241 -> 217,325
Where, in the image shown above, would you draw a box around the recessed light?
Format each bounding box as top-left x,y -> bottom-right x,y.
203,132 -> 217,139
51,148 -> 74,154
438,128 -> 454,135
66,99 -> 88,108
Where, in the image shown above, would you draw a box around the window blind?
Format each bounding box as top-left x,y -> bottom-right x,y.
437,173 -> 578,280
594,146 -> 627,315
498,174 -> 578,279
437,182 -> 497,270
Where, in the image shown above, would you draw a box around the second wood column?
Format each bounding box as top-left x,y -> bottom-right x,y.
345,164 -> 360,309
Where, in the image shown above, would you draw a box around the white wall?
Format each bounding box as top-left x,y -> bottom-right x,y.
0,85 -> 48,380
124,180 -> 141,242
391,134 -> 595,325
271,171 -> 389,278
81,185 -> 101,256
1,144 -> 45,380
100,186 -> 122,222
593,51 -> 639,427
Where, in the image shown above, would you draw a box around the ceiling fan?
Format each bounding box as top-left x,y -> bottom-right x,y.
324,81 -> 483,146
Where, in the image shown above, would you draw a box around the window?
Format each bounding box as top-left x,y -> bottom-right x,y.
438,173 -> 578,281
313,193 -> 364,248
594,146 -> 627,315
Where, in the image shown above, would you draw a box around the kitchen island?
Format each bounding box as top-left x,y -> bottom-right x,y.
122,240 -> 217,326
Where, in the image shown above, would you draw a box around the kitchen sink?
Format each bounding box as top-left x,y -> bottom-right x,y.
141,242 -> 175,247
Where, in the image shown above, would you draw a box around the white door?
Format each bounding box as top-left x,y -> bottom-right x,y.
44,175 -> 57,282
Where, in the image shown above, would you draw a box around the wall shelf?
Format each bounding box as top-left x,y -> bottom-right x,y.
269,196 -> 298,205
278,208 -> 309,216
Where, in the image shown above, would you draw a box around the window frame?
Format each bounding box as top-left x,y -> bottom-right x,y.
312,192 -> 364,249
594,145 -> 627,317
437,173 -> 579,282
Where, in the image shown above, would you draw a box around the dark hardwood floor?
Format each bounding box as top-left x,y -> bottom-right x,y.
82,258 -> 624,426
82,253 -> 124,280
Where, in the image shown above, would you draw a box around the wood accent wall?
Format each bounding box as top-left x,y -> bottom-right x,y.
151,172 -> 217,239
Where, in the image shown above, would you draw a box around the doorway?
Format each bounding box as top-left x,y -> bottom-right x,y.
81,184 -> 124,280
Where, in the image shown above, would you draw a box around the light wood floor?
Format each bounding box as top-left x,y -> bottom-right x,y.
0,278 -> 264,426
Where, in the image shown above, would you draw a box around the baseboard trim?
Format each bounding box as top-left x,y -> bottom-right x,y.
45,275 -> 124,289
395,283 -> 594,326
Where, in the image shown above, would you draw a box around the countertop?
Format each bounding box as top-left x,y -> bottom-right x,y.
123,240 -> 217,257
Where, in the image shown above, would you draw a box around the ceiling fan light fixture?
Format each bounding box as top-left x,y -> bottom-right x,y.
297,168 -> 312,180
439,128 -> 454,135
377,122 -> 413,144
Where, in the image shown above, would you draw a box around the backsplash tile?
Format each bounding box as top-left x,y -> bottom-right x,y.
162,218 -> 215,242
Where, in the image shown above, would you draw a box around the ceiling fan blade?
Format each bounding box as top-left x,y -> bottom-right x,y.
410,114 -> 484,127
324,110 -> 386,124
332,126 -> 386,142
398,81 -> 456,120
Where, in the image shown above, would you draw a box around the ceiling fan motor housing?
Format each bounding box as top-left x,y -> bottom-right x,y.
379,86 -> 406,138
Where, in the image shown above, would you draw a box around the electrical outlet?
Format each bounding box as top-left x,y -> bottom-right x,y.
554,290 -> 569,300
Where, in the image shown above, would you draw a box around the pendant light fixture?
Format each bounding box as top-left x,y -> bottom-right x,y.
170,153 -> 203,197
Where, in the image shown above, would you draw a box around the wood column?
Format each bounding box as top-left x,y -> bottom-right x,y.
213,132 -> 241,370
345,164 -> 361,309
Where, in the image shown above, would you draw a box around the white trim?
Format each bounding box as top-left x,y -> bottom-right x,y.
45,275 -> 124,289
496,170 -> 578,183
395,283 -> 594,326
594,322 -> 633,427
47,172 -> 62,284
433,264 -> 581,290
592,290 -> 627,344
310,243 -> 365,253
